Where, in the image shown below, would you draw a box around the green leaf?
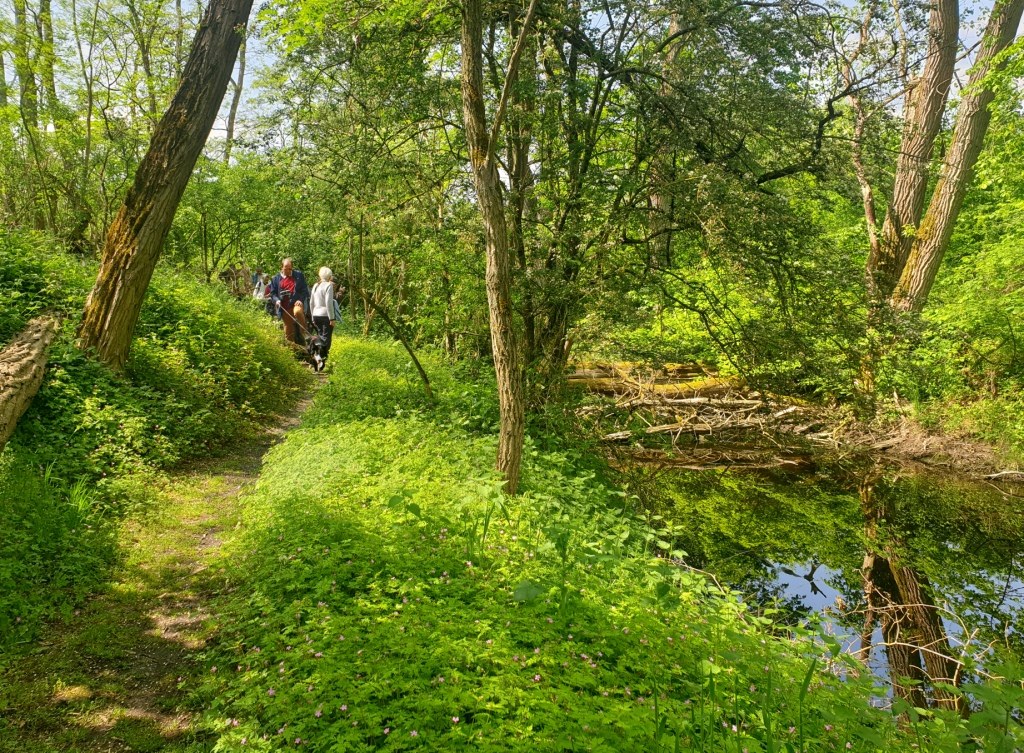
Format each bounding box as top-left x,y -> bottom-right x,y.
513,580 -> 543,602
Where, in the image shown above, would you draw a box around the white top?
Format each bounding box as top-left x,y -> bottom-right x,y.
310,281 -> 336,319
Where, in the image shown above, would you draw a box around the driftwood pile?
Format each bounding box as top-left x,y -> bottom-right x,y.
0,316 -> 59,451
570,363 -> 838,470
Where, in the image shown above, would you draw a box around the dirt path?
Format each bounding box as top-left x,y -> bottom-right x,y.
0,403 -> 310,753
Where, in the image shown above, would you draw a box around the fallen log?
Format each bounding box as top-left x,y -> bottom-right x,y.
603,418 -> 765,441
983,470 -> 1024,480
617,396 -> 763,410
0,316 -> 59,451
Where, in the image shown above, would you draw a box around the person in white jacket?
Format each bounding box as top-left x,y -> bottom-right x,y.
309,267 -> 338,368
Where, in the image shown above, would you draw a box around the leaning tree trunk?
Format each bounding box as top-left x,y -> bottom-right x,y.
461,0 -> 534,494
0,316 -> 58,451
891,0 -> 1024,312
77,0 -> 254,370
869,0 -> 958,298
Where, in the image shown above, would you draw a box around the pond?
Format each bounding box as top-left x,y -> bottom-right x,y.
634,459 -> 1024,710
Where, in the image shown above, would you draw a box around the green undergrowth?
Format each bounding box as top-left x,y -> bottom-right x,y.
0,231 -> 311,651
913,395 -> 1024,467
201,336 -> 1022,752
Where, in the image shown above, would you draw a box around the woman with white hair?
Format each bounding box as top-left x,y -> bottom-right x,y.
309,266 -> 338,370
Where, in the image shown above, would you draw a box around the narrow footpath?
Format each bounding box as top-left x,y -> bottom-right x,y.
0,403 -> 310,753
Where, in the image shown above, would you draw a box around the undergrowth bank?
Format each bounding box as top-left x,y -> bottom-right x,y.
201,337 -> 1023,752
0,232 -> 310,650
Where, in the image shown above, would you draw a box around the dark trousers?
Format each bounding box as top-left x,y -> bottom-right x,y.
312,316 -> 333,360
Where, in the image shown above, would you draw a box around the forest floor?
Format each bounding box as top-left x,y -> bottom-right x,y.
0,394 -> 315,753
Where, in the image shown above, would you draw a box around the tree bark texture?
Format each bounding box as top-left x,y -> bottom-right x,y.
0,316 -> 58,451
12,0 -> 38,129
871,0 -> 958,297
77,0 -> 254,369
224,30 -> 247,164
461,0 -> 526,494
892,0 -> 1024,312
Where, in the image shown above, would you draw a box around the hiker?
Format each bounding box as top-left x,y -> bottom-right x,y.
310,266 -> 338,367
257,273 -> 274,317
269,258 -> 310,345
252,272 -> 268,301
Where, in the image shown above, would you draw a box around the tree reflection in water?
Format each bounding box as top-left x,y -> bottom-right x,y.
641,460 -> 1024,708
858,474 -> 964,714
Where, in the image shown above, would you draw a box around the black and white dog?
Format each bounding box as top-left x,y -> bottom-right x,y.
306,332 -> 328,372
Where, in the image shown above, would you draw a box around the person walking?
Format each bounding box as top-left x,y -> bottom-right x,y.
269,258 -> 311,345
310,266 -> 338,367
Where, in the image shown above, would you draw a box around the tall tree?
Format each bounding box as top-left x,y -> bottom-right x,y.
224,26 -> 247,164
0,47 -> 8,109
460,0 -> 537,493
858,0 -> 1023,313
37,0 -> 58,123
891,0 -> 1024,311
11,0 -> 37,129
78,0 -> 255,369
869,0 -> 959,299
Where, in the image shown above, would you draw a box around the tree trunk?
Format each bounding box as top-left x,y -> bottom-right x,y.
870,0 -> 958,298
12,0 -> 38,129
0,49 -> 8,109
77,0 -> 255,369
224,29 -> 247,163
504,3 -> 537,364
0,316 -> 58,451
860,482 -> 964,714
887,560 -> 964,713
891,0 -> 1024,312
649,13 -> 684,271
126,0 -> 160,125
461,0 -> 528,493
175,0 -> 185,77
38,0 -> 59,124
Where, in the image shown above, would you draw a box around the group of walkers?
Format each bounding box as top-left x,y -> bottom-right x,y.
252,257 -> 341,371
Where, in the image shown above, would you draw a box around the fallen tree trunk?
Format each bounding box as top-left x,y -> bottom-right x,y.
603,418 -> 766,441
0,316 -> 59,451
617,396 -> 764,410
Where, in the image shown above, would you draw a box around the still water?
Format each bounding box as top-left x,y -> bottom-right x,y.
638,461 -> 1024,705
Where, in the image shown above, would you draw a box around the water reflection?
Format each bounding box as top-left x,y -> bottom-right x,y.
859,476 -> 963,712
640,462 -> 1024,706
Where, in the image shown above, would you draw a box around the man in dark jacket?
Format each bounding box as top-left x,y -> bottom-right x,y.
268,258 -> 311,345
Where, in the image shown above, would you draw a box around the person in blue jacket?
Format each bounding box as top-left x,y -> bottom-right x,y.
268,258 -> 311,345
